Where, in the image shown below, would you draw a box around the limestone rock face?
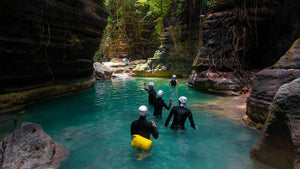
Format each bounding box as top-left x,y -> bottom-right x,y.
93,62 -> 112,80
187,70 -> 247,96
187,0 -> 300,95
133,0 -> 201,78
246,39 -> 300,124
250,78 -> 300,169
0,122 -> 69,169
274,39 -> 300,69
0,0 -> 108,112
187,0 -> 250,95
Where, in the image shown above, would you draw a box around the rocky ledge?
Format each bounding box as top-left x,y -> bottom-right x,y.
0,122 -> 69,169
245,39 -> 300,126
250,78 -> 300,169
0,76 -> 95,113
187,70 -> 253,96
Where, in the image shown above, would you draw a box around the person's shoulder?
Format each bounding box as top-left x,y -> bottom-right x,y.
131,120 -> 137,125
185,107 -> 192,112
145,120 -> 153,126
159,98 -> 165,102
172,106 -> 179,109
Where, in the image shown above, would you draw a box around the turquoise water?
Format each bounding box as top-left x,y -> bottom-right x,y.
0,77 -> 260,169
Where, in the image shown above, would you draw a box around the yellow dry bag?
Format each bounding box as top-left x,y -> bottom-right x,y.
131,134 -> 152,150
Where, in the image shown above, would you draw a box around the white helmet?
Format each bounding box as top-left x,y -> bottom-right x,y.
138,105 -> 148,116
148,82 -> 155,87
157,90 -> 164,98
178,96 -> 187,107
172,75 -> 176,79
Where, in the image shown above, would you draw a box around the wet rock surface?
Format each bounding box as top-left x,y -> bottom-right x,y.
0,122 -> 69,169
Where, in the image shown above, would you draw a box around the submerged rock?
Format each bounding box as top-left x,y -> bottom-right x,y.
246,39 -> 300,125
0,122 -> 69,169
250,78 -> 300,169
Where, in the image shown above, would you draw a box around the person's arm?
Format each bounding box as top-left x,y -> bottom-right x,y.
188,111 -> 196,129
144,87 -> 150,93
164,108 -> 174,127
130,121 -> 135,136
176,80 -> 179,86
151,122 -> 159,139
163,98 -> 172,110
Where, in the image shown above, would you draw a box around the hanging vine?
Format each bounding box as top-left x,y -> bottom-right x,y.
203,0 -> 252,73
39,0 -> 55,81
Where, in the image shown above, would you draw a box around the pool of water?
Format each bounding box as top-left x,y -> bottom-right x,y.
0,77 -> 260,169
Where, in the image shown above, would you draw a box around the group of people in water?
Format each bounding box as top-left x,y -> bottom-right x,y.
130,75 -> 196,153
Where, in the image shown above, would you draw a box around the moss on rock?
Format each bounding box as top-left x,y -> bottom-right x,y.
0,76 -> 95,113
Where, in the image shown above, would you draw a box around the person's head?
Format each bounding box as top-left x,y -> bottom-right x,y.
172,75 -> 176,79
157,90 -> 164,98
138,105 -> 148,117
148,82 -> 154,89
178,96 -> 187,107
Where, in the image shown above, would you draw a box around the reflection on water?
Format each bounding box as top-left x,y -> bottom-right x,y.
0,77 -> 260,169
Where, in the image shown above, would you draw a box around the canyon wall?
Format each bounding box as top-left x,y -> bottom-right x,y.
187,0 -> 300,95
0,0 -> 108,112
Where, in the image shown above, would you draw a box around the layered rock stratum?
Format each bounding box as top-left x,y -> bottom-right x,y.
0,0 -> 108,112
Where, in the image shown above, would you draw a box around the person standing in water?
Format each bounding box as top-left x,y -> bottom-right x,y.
131,105 -> 159,140
153,90 -> 172,118
164,96 -> 196,130
144,82 -> 156,105
131,105 -> 158,160
169,75 -> 179,86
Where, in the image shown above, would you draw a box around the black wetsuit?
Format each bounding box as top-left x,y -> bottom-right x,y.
131,117 -> 159,139
145,88 -> 156,105
153,98 -> 171,118
164,106 -> 196,130
170,79 -> 177,86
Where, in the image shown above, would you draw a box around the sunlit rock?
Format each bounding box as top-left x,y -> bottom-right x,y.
102,59 -> 146,75
93,62 -> 112,80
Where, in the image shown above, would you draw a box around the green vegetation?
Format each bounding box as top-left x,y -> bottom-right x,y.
98,0 -> 173,61
97,0 -> 212,66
